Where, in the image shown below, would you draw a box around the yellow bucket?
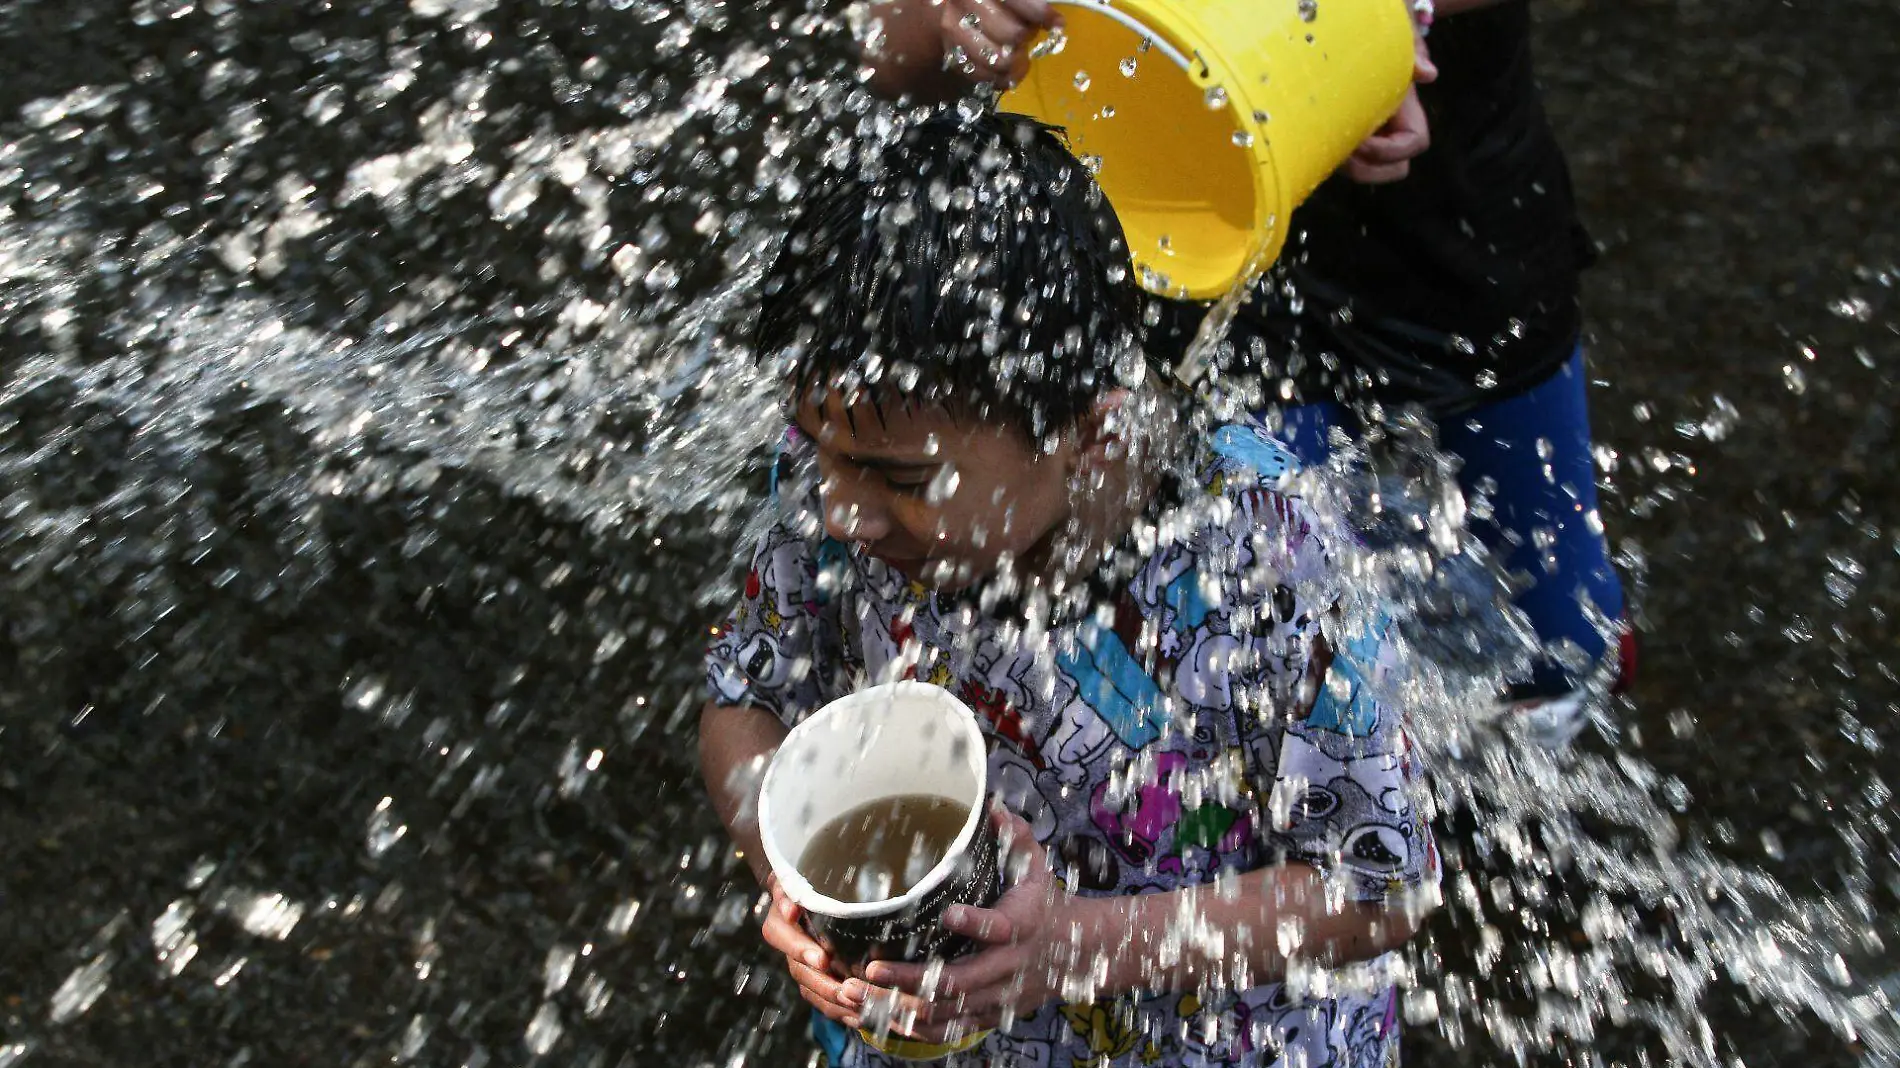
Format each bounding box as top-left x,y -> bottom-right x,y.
1000,0 -> 1415,300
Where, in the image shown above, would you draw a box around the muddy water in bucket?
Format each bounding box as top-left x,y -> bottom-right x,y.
799,795 -> 972,904
758,681 -> 999,1059
1000,0 -> 1414,298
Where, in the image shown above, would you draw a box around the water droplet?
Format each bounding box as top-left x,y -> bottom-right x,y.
1783,363 -> 1807,394
1203,86 -> 1228,110
367,797 -> 408,859
1276,916 -> 1305,955
1701,394 -> 1740,441
227,890 -> 304,940
523,1003 -> 564,1056
1297,0 -> 1318,21
50,955 -> 113,1023
152,900 -> 199,977
486,172 -> 541,221
1830,296 -> 1874,321
1119,57 -> 1139,78
1073,70 -> 1092,92
543,945 -> 578,997
1232,130 -> 1254,148
925,467 -> 962,504
605,898 -> 642,938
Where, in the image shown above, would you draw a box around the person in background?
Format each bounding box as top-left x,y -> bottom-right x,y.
858,0 -> 1634,746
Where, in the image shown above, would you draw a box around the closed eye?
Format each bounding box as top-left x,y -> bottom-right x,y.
882,468 -> 939,495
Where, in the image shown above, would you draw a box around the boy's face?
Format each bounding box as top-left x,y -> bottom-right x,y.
793,393 -> 1079,590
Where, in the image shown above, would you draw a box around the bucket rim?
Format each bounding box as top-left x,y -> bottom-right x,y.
757,680 -> 991,920
1034,0 -> 1283,300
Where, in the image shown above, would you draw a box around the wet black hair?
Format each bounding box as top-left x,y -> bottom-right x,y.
756,113 -> 1148,438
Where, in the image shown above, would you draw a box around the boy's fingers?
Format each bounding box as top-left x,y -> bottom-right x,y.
943,25 -> 1011,80
859,960 -> 928,993
864,943 -> 1021,999
789,959 -> 861,1018
760,911 -> 826,968
1000,0 -> 1057,28
964,0 -> 1031,45
938,946 -> 1032,998
855,986 -> 953,1037
942,903 -> 1015,945
796,982 -> 860,1026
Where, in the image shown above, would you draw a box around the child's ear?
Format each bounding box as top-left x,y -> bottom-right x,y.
1072,389 -> 1132,472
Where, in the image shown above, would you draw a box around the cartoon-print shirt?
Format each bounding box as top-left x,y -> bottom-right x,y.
707,423 -> 1437,1068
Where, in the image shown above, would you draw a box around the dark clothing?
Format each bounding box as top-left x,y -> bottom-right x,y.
1170,2 -> 1593,417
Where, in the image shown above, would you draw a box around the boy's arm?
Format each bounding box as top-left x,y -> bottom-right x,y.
1061,862 -> 1429,993
698,701 -> 791,886
859,821 -> 1432,1039
700,699 -> 868,1027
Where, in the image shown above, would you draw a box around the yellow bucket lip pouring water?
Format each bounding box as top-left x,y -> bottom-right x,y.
1000,0 -> 1415,301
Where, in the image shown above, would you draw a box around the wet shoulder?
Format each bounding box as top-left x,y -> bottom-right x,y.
1162,422 -> 1330,600
1200,421 -> 1301,493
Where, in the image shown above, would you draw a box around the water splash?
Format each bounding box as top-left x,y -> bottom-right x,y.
0,2 -> 1894,1067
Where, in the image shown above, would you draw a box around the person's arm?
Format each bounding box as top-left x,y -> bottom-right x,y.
697,701 -> 788,886
854,816 -> 1432,1041
859,0 -> 1059,102
699,701 -> 867,1027
698,487 -> 864,1027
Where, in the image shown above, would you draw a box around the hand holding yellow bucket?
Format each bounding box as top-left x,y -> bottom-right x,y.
999,0 -> 1416,300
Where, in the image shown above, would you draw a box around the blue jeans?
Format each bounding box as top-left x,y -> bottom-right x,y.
1277,349 -> 1625,697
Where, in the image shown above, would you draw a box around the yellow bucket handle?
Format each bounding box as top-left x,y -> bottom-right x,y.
1043,0 -> 1201,78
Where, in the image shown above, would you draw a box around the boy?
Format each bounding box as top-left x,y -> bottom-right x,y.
699,115 -> 1436,1067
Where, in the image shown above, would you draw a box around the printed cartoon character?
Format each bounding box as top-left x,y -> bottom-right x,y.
1333,991 -> 1402,1068
1175,627 -> 1239,709
1176,990 -> 1258,1061
1048,621 -> 1171,783
1089,751 -> 1255,876
1210,425 -> 1299,486
1268,732 -> 1416,891
962,679 -> 1046,771
1054,834 -> 1122,893
1259,996 -> 1341,1068
990,750 -> 1059,842
1058,1002 -> 1157,1068
1272,734 -> 1409,822
1305,617 -> 1395,738
888,617 -> 918,678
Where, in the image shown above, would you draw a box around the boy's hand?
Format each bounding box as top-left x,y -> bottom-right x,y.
1343,33 -> 1439,185
846,810 -> 1066,1042
936,0 -> 1061,88
762,875 -> 865,1028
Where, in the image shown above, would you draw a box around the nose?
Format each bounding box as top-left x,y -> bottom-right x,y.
822,474 -> 893,544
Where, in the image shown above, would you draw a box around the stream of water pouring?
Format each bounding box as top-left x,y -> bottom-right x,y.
1,2 -> 1896,1066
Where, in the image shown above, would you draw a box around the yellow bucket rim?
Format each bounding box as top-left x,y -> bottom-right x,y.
1040,0 -> 1287,300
